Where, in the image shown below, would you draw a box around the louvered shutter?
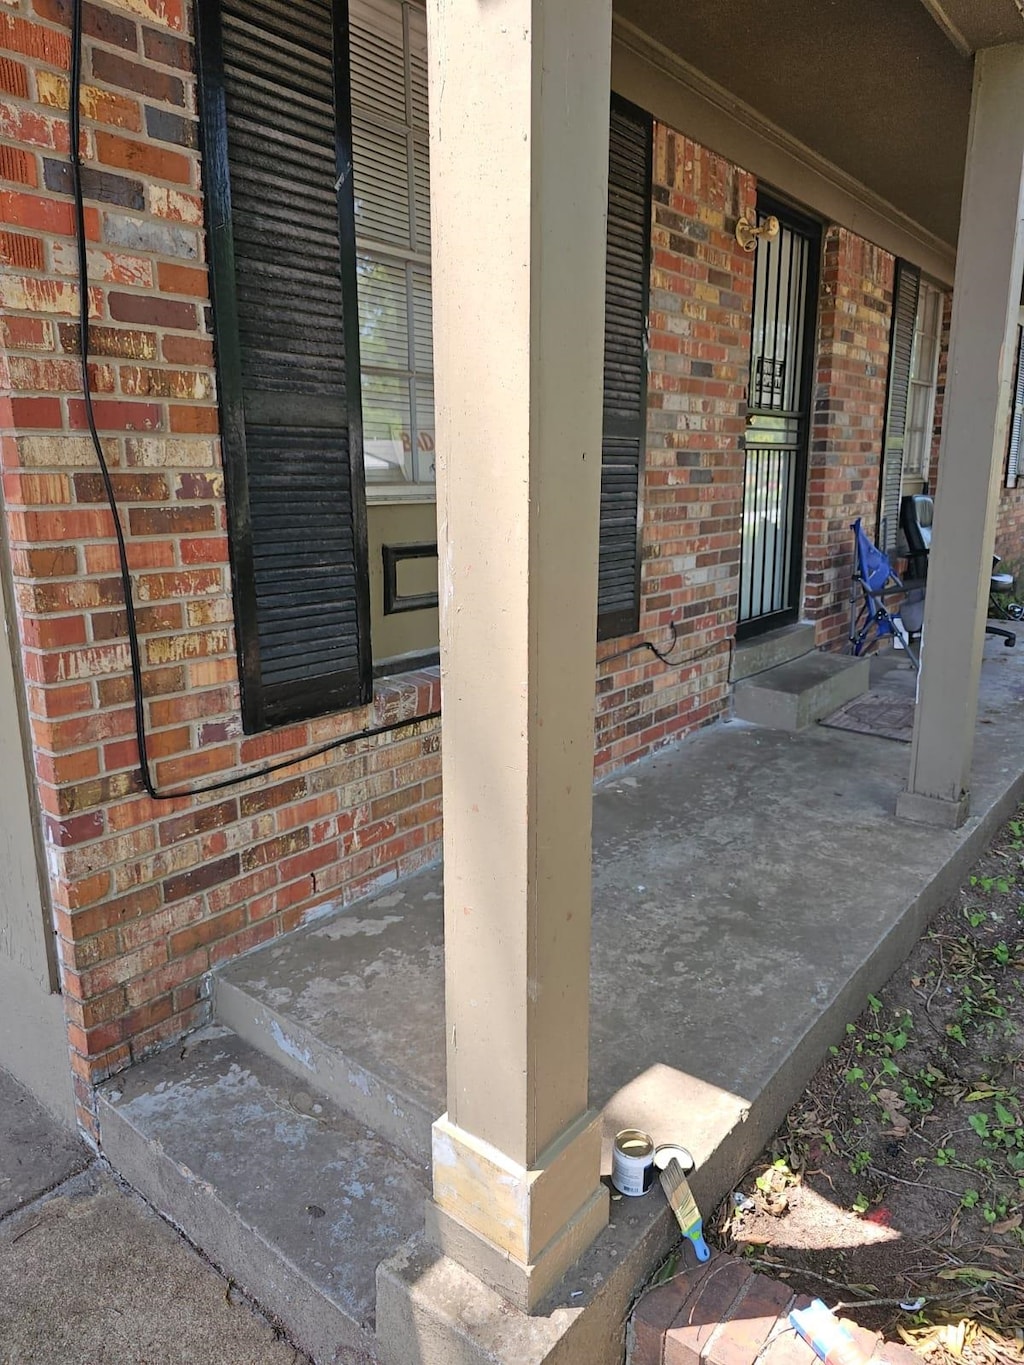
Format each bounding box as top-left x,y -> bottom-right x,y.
197,0 -> 371,732
877,261 -> 920,553
1007,328 -> 1024,488
598,97 -> 652,640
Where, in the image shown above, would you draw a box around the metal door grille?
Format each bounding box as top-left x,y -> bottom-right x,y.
739,203 -> 819,634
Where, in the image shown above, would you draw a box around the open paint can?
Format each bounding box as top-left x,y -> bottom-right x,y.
612,1128 -> 655,1196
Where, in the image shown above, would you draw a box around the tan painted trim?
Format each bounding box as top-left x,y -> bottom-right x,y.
611,17 -> 958,285
0,956 -> 75,1128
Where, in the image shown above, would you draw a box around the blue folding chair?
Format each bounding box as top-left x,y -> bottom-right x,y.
848,518 -> 921,669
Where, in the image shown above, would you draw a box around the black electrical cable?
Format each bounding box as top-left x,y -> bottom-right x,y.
600,621 -> 735,672
68,0 -> 439,803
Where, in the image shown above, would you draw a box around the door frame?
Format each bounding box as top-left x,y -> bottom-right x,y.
736,192 -> 822,640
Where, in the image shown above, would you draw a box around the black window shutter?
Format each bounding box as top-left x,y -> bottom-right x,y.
598,96 -> 652,641
196,0 -> 371,732
877,260 -> 920,553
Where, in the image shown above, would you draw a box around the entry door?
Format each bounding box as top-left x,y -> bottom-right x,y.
738,200 -> 820,636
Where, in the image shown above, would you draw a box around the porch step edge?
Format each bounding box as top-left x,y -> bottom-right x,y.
733,652 -> 869,730
214,976 -> 434,1168
97,1025 -> 430,1365
731,622 -> 817,682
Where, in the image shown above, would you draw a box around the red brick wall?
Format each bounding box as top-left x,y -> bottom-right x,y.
804,227 -> 894,647
0,0 -> 445,1131
594,127 -> 755,772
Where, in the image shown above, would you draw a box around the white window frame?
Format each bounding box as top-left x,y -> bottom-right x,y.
902,280 -> 943,485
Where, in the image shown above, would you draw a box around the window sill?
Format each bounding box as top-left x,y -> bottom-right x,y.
368,661 -> 441,726
366,485 -> 437,506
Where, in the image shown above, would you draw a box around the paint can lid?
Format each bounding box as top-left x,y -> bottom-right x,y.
654,1143 -> 695,1174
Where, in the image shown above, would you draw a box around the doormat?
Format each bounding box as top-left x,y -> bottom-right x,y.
819,692 -> 916,743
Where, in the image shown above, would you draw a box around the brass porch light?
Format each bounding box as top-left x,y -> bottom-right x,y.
735,214 -> 780,252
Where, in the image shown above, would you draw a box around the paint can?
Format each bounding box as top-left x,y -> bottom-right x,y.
612,1128 -> 655,1196
654,1143 -> 695,1176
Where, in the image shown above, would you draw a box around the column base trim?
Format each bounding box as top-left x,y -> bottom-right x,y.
895,787 -> 971,829
425,1181 -> 610,1312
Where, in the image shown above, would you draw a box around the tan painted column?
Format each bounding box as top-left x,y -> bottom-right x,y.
897,43 -> 1024,829
423,0 -> 612,1311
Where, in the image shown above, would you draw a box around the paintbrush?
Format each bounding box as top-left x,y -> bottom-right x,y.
659,1158 -> 711,1261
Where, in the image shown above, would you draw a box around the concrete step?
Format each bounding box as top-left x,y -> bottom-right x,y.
731,621 -> 817,683
732,651 -> 869,731
214,870 -> 445,1167
96,1026 -> 429,1365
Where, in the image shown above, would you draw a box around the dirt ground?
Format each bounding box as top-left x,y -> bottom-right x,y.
711,806 -> 1024,1365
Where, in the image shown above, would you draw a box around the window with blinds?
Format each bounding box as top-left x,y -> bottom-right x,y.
904,281 -> 943,481
878,261 -> 921,553
350,0 -> 434,490
1007,327 -> 1024,488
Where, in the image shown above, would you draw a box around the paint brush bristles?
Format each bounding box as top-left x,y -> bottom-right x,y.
659,1158 -> 711,1262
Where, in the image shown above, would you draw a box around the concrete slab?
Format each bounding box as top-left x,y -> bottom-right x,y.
114,639 -> 1024,1365
97,1026 -> 429,1365
0,1065 -> 87,1218
0,1163 -> 309,1364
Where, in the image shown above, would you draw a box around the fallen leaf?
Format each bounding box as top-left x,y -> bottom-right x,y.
991,1213 -> 1022,1234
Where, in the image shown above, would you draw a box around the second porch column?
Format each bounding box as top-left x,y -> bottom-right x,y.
424,0 -> 613,1310
897,43 -> 1024,829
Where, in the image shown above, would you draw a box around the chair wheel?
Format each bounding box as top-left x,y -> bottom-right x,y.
1008,602 -> 1024,620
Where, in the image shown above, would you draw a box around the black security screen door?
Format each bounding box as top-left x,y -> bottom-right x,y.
738,199 -> 820,637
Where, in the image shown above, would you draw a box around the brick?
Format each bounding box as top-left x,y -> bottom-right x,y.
147,185 -> 203,224
0,144 -> 38,187
67,399 -> 161,433
0,12 -> 71,67
144,105 -> 197,147
4,316 -> 53,350
94,130 -> 191,184
0,55 -> 28,98
664,1258 -> 753,1365
162,853 -> 239,904
156,259 -> 209,297
704,1275 -> 794,1365
43,158 -> 146,210
103,211 -> 198,258
58,322 -> 157,359
89,48 -> 184,105
107,290 -> 196,329
141,25 -> 191,70
158,797 -> 237,846
0,230 -> 43,269
129,505 -> 216,536
33,0 -> 138,51
169,405 -> 218,434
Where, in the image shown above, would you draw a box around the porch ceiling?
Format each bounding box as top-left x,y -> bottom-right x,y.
612,0 -> 1024,251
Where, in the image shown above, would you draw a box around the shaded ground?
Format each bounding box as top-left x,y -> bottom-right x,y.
0,1069 -> 310,1365
711,805 -> 1024,1363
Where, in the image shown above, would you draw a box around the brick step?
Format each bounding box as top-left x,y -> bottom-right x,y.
732,653 -> 869,731
628,1251 -> 922,1365
96,1025 -> 430,1365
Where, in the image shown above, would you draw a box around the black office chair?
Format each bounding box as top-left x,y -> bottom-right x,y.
899,493 -> 1017,648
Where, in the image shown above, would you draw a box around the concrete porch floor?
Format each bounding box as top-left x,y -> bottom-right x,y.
97,638 -> 1024,1365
